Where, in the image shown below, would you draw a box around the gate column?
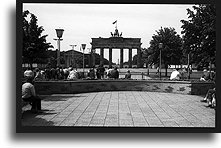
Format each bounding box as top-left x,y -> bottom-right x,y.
100,48 -> 104,65
120,48 -> 124,68
91,47 -> 95,67
128,48 -> 132,68
109,48 -> 112,67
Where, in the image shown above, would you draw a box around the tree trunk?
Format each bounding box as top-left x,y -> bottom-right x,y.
165,64 -> 168,77
209,58 -> 212,73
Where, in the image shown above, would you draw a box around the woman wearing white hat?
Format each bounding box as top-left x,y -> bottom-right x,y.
22,71 -> 41,113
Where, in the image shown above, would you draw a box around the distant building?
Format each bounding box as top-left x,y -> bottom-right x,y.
62,50 -> 90,68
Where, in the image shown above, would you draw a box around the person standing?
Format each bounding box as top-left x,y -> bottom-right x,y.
63,67 -> 69,80
34,68 -> 42,81
50,67 -> 56,80
87,68 -> 96,79
45,67 -> 51,80
96,66 -> 101,79
156,67 -> 159,74
98,64 -> 105,79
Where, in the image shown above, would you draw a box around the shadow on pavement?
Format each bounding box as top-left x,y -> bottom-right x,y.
42,95 -> 87,102
22,110 -> 58,126
22,110 -> 57,118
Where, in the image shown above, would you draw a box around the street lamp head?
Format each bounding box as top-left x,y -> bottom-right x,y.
159,43 -> 163,49
81,44 -> 86,50
55,29 -> 64,39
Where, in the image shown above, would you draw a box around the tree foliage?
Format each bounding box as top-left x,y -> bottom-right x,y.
23,10 -> 53,68
181,4 -> 216,69
144,27 -> 183,75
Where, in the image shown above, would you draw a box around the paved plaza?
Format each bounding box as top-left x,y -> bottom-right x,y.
21,91 -> 215,127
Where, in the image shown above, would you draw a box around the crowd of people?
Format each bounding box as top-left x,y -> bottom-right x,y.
24,66 -> 216,82
23,64 -> 133,82
84,66 -> 131,80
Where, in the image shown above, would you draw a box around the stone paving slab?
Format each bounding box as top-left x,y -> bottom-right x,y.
21,91 -> 215,127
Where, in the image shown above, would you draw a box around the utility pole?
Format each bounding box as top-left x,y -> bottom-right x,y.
70,44 -> 77,68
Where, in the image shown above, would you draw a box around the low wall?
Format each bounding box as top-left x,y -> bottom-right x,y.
34,80 -> 215,95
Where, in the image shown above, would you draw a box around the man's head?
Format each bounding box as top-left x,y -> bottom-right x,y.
35,68 -> 39,72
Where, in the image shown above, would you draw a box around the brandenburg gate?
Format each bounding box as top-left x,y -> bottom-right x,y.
90,28 -> 142,68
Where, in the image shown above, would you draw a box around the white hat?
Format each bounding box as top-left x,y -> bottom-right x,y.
24,70 -> 34,77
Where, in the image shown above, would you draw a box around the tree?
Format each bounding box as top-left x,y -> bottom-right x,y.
145,27 -> 183,76
131,48 -> 147,67
23,10 -> 53,69
181,4 -> 216,70
94,53 -> 109,66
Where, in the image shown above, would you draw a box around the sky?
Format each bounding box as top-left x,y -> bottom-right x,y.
23,3 -> 195,63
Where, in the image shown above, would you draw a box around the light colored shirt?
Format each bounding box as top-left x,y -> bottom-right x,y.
34,71 -> 42,80
63,68 -> 69,74
106,69 -> 113,78
22,82 -> 36,98
67,70 -> 78,80
170,70 -> 180,80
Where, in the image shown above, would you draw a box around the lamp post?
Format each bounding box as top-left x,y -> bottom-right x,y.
81,44 -> 86,75
187,53 -> 190,79
70,44 -> 77,68
91,48 -> 96,67
54,28 -> 64,67
159,43 -> 163,80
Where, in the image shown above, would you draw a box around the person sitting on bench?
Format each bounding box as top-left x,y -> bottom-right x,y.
170,68 -> 181,80
200,88 -> 216,108
125,70 -> 131,79
22,71 -> 41,113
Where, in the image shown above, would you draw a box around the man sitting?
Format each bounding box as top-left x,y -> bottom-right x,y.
67,68 -> 78,80
106,66 -> 113,78
109,67 -> 119,79
125,70 -> 131,79
87,68 -> 96,79
22,71 -> 41,113
170,68 -> 181,80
